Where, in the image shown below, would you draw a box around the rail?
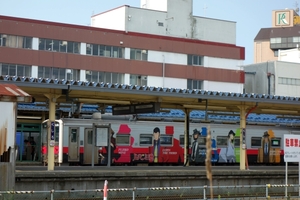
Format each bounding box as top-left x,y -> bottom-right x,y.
0,184 -> 299,199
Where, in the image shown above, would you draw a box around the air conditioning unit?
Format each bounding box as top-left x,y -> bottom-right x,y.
141,76 -> 147,80
66,69 -> 72,74
86,70 -> 92,75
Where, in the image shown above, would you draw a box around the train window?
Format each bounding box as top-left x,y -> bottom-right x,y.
251,137 -> 262,148
70,128 -> 77,143
271,138 -> 281,147
140,134 -> 152,146
179,135 -> 192,146
216,136 -> 227,147
234,137 -> 240,146
116,135 -> 130,145
160,135 -> 173,146
197,137 -> 206,145
87,129 -> 93,145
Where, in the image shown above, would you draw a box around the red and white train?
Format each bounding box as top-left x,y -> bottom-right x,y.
41,115 -> 300,166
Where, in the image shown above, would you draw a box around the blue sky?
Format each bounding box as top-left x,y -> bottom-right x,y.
0,0 -> 298,64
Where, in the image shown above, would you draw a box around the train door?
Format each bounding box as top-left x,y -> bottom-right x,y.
83,128 -> 98,165
68,127 -> 79,162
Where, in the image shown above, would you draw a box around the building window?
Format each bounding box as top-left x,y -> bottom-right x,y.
0,34 -> 32,49
278,77 -> 300,86
0,63 -> 31,77
85,70 -> 124,83
130,49 -> 148,61
187,55 -> 204,66
86,43 -> 124,58
39,38 -> 80,54
38,66 -> 79,80
130,75 -> 147,86
274,50 -> 278,57
187,79 -> 203,89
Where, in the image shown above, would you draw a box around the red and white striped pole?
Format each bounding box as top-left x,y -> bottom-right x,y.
103,180 -> 108,200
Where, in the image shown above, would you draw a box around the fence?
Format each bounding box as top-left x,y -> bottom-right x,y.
0,184 -> 300,200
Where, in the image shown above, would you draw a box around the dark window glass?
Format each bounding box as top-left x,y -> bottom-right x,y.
74,42 -> 80,54
86,44 -> 92,55
160,135 -> 173,145
105,46 -> 111,57
118,48 -> 124,58
140,134 -> 152,146
92,44 -> 99,56
39,39 -> 46,50
46,39 -> 53,51
17,65 -> 24,76
130,49 -> 136,59
187,55 -> 193,65
52,40 -> 59,52
1,64 -> 9,75
112,46 -> 118,58
193,55 -> 198,65
9,64 -> 16,76
38,67 -> 44,78
23,37 -> 32,49
59,41 -> 67,52
99,45 -> 105,56
116,135 -> 130,145
251,137 -> 261,147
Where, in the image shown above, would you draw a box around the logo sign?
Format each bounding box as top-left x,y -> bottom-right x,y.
284,134 -> 300,162
50,122 -> 55,140
275,11 -> 290,26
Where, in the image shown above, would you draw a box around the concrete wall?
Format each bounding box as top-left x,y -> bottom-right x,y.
244,62 -> 275,95
91,6 -> 126,31
244,61 -> 300,97
0,163 -> 15,190
14,169 -> 300,193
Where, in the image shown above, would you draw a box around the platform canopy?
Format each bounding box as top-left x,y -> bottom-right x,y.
1,76 -> 300,115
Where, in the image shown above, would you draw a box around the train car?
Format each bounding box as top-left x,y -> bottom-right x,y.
41,116 -> 300,166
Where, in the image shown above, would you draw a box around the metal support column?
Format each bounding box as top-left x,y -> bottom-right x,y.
45,93 -> 60,171
184,108 -> 190,166
239,103 -> 247,170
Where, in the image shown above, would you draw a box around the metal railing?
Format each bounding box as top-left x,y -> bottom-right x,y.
0,184 -> 299,200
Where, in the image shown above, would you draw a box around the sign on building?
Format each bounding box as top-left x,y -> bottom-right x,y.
283,134 -> 300,162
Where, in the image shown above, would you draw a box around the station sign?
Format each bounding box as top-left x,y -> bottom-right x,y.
50,121 -> 55,140
112,102 -> 160,115
283,134 -> 300,162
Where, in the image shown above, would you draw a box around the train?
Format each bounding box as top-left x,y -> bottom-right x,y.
40,115 -> 300,166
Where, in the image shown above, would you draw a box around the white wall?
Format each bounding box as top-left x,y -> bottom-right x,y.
193,17 -> 236,45
148,50 -> 187,65
91,6 -> 126,31
32,37 -> 39,50
140,0 -> 168,11
204,81 -> 243,93
278,48 -> 300,62
276,61 -> 300,97
127,8 -> 167,36
91,1 -> 236,45
205,57 -> 243,70
0,102 -> 16,154
147,76 -> 186,89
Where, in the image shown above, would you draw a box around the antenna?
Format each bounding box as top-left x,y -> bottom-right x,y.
295,1 -> 299,14
203,4 -> 208,16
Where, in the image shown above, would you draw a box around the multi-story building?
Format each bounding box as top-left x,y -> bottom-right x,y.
0,0 -> 244,93
245,8 -> 300,97
254,9 -> 300,63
